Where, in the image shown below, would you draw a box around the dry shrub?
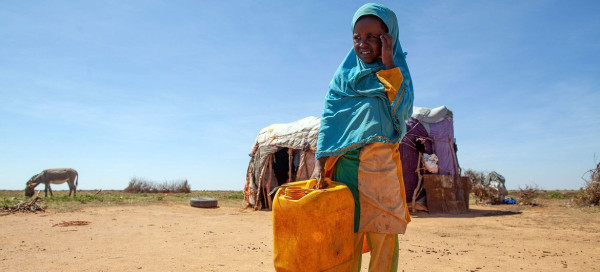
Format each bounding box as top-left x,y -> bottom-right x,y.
518,185 -> 539,205
464,169 -> 485,186
1,192 -> 46,215
124,177 -> 191,193
575,163 -> 600,207
464,169 -> 497,204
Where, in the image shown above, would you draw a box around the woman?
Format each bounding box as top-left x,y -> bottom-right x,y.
311,3 -> 414,271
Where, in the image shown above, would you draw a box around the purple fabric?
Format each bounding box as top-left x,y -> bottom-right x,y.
400,119 -> 433,202
428,117 -> 456,176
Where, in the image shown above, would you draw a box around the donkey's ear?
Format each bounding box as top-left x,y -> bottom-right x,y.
27,183 -> 36,188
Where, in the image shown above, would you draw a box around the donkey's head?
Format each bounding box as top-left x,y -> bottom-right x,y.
24,174 -> 41,198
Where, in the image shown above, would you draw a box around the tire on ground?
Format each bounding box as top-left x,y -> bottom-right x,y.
189,197 -> 218,208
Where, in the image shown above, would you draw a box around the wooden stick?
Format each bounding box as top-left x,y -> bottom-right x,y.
287,148 -> 293,183
256,155 -> 270,210
412,153 -> 423,214
449,138 -> 460,176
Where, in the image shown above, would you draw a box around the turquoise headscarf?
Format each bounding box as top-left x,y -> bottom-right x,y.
316,3 -> 414,158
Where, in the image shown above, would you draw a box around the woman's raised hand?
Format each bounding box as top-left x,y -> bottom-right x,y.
379,33 -> 395,69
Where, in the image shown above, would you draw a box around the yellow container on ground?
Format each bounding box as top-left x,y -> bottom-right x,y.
273,179 -> 354,272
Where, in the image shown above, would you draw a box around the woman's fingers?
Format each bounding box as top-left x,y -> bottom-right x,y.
379,33 -> 395,69
380,33 -> 393,49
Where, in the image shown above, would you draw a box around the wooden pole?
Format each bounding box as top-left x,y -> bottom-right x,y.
412,153 -> 423,214
266,159 -> 274,210
288,148 -> 293,183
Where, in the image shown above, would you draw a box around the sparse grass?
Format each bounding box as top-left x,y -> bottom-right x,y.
0,190 -> 245,213
1,192 -> 23,207
540,191 -> 572,199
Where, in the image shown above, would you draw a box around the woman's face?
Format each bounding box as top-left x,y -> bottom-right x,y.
353,16 -> 387,64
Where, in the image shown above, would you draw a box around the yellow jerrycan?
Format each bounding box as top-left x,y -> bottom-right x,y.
272,178 -> 354,272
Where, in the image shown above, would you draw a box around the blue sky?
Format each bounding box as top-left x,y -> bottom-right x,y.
1,0 -> 598,191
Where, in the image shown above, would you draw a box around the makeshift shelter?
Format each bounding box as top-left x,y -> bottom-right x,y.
400,105 -> 468,213
484,171 -> 508,202
244,116 -> 320,210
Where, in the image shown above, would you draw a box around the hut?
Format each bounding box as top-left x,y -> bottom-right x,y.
400,106 -> 469,213
243,116 -> 320,210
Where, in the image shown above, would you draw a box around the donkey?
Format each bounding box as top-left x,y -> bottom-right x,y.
25,168 -> 79,197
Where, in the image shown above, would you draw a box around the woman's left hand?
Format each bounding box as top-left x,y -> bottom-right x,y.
379,33 -> 395,69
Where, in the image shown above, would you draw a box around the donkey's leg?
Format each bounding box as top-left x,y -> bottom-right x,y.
69,181 -> 74,197
48,183 -> 53,197
73,182 -> 77,197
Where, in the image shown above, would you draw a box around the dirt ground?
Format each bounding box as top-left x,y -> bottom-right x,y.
1,199 -> 599,272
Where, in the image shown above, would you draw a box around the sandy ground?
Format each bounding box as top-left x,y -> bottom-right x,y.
1,200 -> 599,272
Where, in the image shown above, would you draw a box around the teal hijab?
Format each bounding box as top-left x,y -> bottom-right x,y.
316,3 -> 414,158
